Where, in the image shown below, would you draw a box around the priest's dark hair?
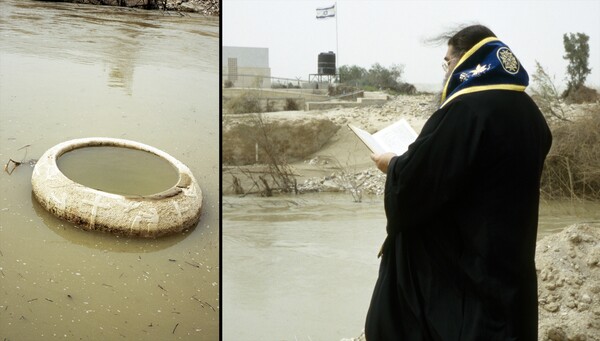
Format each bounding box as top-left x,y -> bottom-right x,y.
449,25 -> 497,56
425,23 -> 496,57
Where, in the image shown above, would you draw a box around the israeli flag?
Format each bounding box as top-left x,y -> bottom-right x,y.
316,4 -> 336,19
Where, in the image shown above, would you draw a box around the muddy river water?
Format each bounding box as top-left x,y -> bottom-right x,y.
223,193 -> 600,340
0,1 -> 219,340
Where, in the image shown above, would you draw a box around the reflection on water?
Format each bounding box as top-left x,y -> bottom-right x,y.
223,193 -> 599,340
0,0 -> 219,339
58,146 -> 179,196
2,0 -> 216,95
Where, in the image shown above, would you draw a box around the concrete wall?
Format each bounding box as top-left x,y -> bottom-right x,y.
223,46 -> 271,88
223,88 -> 328,101
222,67 -> 272,88
305,99 -> 386,111
223,46 -> 269,68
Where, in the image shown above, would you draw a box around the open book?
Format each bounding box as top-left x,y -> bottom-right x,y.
348,119 -> 418,155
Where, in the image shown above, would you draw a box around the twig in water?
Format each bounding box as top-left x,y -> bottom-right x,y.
27,298 -> 38,303
172,323 -> 179,334
4,159 -> 21,175
4,144 -> 32,175
191,296 -> 216,312
158,284 -> 167,292
185,261 -> 200,268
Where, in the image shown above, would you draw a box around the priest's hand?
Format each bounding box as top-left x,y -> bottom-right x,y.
370,152 -> 396,174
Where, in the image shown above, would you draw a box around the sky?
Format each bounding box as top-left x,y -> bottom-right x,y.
223,0 -> 600,91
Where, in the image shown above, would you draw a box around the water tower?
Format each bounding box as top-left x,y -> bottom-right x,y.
318,52 -> 336,75
309,51 -> 337,87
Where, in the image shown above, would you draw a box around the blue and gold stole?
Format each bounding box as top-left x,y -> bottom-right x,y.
440,37 -> 529,108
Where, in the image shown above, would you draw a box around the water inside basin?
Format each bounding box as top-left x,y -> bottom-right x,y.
57,146 -> 179,196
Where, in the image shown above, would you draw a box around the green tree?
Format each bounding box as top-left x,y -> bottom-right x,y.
563,32 -> 591,93
367,63 -> 405,92
338,63 -> 410,93
338,65 -> 367,85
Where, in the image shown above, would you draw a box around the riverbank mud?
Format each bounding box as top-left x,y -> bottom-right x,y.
34,0 -> 219,15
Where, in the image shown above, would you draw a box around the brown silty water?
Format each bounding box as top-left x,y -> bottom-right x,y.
57,146 -> 180,196
223,194 -> 600,341
0,0 -> 219,339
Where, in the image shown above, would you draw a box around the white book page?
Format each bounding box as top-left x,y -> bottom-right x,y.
372,119 -> 418,154
347,124 -> 386,154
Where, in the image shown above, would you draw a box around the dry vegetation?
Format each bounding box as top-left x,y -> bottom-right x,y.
223,87 -> 600,201
541,106 -> 600,200
223,114 -> 340,196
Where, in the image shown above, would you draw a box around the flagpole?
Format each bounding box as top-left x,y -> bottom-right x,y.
335,1 -> 339,82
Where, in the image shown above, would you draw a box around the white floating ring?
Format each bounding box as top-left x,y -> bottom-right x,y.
31,137 -> 202,238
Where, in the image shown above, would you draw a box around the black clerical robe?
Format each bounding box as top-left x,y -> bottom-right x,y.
365,90 -> 552,340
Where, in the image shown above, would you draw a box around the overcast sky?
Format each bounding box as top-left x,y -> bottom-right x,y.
223,0 -> 599,91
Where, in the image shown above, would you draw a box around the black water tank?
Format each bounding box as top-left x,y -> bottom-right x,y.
318,52 -> 336,75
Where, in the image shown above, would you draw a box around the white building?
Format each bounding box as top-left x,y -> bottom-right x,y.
222,46 -> 271,88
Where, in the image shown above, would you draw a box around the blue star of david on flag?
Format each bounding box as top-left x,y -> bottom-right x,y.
316,4 -> 336,19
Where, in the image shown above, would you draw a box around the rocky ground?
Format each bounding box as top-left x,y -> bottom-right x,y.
536,223 -> 600,340
55,0 -> 219,15
163,0 -> 219,14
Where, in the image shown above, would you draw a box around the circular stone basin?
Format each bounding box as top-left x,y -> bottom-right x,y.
57,147 -> 179,196
31,138 -> 202,238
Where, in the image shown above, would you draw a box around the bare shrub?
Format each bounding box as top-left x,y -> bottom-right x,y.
541,110 -> 600,200
283,98 -> 299,111
246,114 -> 297,195
531,61 -> 571,122
224,91 -> 262,114
564,85 -> 599,104
329,84 -> 360,97
320,155 -> 367,202
265,99 -> 276,112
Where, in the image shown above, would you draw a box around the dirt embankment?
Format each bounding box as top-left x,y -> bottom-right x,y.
46,0 -> 219,15
536,223 -> 600,340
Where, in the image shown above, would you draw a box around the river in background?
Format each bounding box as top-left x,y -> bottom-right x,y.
0,1 -> 219,340
223,193 -> 600,341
